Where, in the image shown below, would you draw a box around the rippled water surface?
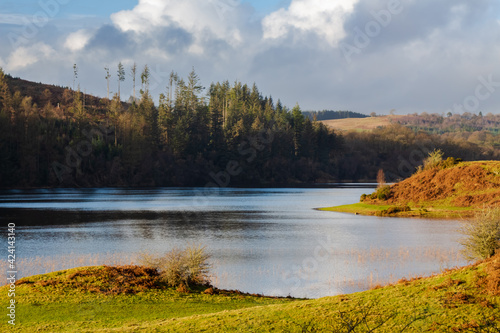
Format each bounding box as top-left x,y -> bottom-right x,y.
0,187 -> 466,298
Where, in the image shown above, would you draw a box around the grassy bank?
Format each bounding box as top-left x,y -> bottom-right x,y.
321,161 -> 500,218
2,255 -> 500,332
319,202 -> 474,218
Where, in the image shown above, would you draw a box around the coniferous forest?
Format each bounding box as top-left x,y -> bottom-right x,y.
0,66 -> 499,188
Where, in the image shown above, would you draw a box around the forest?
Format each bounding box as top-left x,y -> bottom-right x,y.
302,110 -> 368,121
0,65 -> 499,188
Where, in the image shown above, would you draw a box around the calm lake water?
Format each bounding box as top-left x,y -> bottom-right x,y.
0,187 -> 467,298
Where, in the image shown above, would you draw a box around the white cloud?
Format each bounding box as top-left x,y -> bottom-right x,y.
111,0 -> 243,48
1,0 -> 500,114
64,29 -> 92,52
262,0 -> 358,45
6,43 -> 55,71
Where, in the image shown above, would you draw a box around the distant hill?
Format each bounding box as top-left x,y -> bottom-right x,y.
302,110 -> 369,121
396,113 -> 500,135
320,115 -> 403,132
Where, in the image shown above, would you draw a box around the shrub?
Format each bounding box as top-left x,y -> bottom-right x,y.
460,208 -> 500,261
377,206 -> 411,216
375,185 -> 391,200
441,156 -> 462,169
385,206 -> 411,214
139,244 -> 212,288
423,149 -> 444,171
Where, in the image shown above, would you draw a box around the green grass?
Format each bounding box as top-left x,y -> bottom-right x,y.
0,267 -> 295,332
318,203 -> 392,214
1,258 -> 500,332
320,202 -> 475,218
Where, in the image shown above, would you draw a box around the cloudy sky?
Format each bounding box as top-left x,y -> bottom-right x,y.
1,0 -> 500,114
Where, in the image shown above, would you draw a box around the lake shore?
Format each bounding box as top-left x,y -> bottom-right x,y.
2,254 -> 499,332
318,202 -> 475,219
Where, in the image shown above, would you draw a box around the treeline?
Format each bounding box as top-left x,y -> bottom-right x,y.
339,124 -> 500,182
0,67 -> 499,188
0,68 -> 340,187
302,110 -> 368,121
397,112 -> 500,135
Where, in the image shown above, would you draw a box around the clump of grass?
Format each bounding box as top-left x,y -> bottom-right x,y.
421,149 -> 444,171
376,205 -> 411,216
460,207 -> 500,261
139,244 -> 212,288
16,265 -> 162,295
415,149 -> 462,174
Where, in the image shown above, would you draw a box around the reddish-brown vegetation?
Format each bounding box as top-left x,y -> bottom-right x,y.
375,161 -> 500,208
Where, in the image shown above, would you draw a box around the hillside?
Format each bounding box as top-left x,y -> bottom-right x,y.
387,161 -> 500,208
322,161 -> 500,218
2,255 -> 500,332
4,74 -> 112,115
321,115 -> 404,132
302,110 -> 369,121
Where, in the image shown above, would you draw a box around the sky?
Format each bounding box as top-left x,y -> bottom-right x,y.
1,0 -> 500,115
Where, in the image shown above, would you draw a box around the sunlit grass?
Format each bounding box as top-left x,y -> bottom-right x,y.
0,252 -> 136,286
321,202 -> 476,218
1,254 -> 498,332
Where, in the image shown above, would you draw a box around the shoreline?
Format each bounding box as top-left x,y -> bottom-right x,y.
318,202 -> 475,219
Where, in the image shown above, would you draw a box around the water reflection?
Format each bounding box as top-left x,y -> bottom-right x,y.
0,187 -> 467,298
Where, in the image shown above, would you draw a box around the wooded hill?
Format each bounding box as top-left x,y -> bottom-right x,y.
302,110 -> 369,121
0,67 -> 499,188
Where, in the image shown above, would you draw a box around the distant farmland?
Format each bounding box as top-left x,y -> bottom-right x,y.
321,115 -> 404,132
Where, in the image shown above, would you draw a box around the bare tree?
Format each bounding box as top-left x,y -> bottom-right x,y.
130,62 -> 137,103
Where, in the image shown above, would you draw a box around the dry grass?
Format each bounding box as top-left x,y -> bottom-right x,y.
17,265 -> 162,295
385,161 -> 500,208
0,252 -> 136,286
320,115 -> 403,132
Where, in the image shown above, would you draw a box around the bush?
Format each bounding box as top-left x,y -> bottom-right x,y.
371,185 -> 391,201
385,206 -> 411,214
139,244 -> 212,288
377,206 -> 411,216
460,208 -> 500,261
423,149 -> 444,171
441,156 -> 462,169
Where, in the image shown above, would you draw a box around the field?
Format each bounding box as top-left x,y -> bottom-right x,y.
1,254 -> 500,332
320,115 -> 404,132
